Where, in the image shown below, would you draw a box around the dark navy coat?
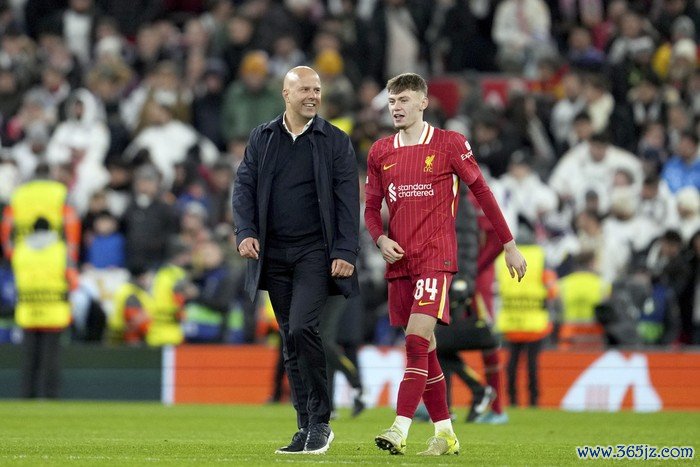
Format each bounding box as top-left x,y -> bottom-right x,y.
232,115 -> 360,301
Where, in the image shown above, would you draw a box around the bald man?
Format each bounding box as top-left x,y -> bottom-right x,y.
233,67 -> 360,454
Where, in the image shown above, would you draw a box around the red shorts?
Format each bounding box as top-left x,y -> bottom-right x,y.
387,272 -> 453,327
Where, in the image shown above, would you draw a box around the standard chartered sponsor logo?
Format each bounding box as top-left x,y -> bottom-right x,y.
388,183 -> 397,202
388,183 -> 434,202
397,183 -> 434,198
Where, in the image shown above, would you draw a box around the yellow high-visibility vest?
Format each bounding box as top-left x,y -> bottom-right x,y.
496,245 -> 549,338
13,237 -> 70,329
10,181 -> 67,243
147,265 -> 186,346
110,282 -> 153,333
559,271 -> 609,323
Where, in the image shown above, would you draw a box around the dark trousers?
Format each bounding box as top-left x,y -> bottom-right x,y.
320,295 -> 362,412
264,243 -> 331,428
439,352 -> 484,409
507,339 -> 543,407
21,330 -> 62,399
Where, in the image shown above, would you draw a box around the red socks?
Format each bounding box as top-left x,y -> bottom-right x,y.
423,349 -> 450,422
396,334 -> 430,418
483,349 -> 504,414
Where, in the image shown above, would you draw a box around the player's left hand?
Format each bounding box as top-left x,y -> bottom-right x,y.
331,258 -> 354,278
503,241 -> 527,282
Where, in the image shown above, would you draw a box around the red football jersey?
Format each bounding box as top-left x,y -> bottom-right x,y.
365,123 -> 513,279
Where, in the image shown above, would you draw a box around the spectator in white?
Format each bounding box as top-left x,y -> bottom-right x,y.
601,186 -> 658,282
582,73 -> 614,134
667,38 -> 697,90
121,60 -> 192,135
46,88 -> 109,168
492,0 -> 556,78
540,211 -> 580,276
574,211 -> 606,274
606,10 -> 649,65
651,15 -> 695,81
550,72 -> 586,153
0,155 -> 20,206
123,97 -> 218,189
51,0 -> 99,66
675,187 -> 700,242
499,149 -> 557,229
549,132 -> 644,211
566,111 -> 596,154
10,123 -> 50,181
639,173 -> 680,239
46,88 -> 110,214
662,131 -> 700,194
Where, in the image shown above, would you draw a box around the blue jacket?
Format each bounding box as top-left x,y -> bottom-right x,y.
232,115 -> 360,301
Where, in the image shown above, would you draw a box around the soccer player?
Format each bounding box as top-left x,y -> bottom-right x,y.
365,73 -> 527,456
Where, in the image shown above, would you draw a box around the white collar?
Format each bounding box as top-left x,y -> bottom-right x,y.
393,122 -> 434,148
282,113 -> 314,142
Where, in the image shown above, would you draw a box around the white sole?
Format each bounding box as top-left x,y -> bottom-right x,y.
274,449 -> 305,455
304,431 -> 334,455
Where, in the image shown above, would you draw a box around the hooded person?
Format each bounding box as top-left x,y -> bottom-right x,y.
45,88 -> 110,214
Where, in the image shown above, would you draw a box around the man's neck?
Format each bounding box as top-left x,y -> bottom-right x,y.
399,121 -> 426,146
284,112 -> 312,136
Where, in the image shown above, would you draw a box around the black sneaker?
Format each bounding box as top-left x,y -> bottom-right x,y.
274,428 -> 308,454
304,423 -> 334,454
467,385 -> 495,422
352,395 -> 366,417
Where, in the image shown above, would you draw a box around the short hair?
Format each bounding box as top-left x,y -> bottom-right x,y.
386,73 -> 427,95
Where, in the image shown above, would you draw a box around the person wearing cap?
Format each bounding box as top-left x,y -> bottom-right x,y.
221,50 -> 284,144
233,66 -> 359,454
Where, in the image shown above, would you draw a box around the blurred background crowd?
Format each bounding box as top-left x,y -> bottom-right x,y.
0,0 -> 698,351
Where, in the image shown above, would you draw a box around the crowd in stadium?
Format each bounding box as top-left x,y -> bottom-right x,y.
0,0 -> 698,348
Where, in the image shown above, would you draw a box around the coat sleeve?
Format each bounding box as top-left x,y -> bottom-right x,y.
232,127 -> 261,247
330,132 -> 360,265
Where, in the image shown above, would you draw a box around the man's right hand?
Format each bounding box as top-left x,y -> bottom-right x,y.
377,235 -> 404,264
238,237 -> 260,260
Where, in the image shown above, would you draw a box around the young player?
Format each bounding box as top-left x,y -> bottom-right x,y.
364,73 -> 526,455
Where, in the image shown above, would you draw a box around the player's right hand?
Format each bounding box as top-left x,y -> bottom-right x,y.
238,237 -> 260,260
377,235 -> 404,264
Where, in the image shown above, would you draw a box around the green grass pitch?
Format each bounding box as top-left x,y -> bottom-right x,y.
0,401 -> 697,465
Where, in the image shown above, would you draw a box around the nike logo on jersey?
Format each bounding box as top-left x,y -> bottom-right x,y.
418,300 -> 435,306
383,163 -> 397,170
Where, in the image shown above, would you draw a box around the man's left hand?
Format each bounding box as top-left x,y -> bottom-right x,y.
331,259 -> 354,278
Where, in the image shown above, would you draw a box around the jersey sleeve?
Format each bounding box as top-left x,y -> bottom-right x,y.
448,132 -> 480,185
364,142 -> 385,244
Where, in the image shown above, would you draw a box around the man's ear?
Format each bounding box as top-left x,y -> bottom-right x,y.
420,96 -> 429,111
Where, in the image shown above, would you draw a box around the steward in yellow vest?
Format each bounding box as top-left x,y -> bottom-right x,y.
12,217 -> 77,398
1,168 -> 81,263
148,264 -> 188,346
558,253 -> 609,349
496,245 -> 555,343
496,244 -> 557,407
109,269 -> 153,345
